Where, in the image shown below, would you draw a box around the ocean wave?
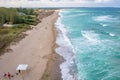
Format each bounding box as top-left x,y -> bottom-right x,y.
61,10 -> 86,13
109,33 -> 115,37
81,31 -> 101,44
55,11 -> 77,80
63,14 -> 87,18
61,10 -> 72,14
93,15 -> 118,22
100,23 -> 108,27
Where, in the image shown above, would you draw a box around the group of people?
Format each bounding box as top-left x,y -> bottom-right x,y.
2,70 -> 21,80
3,72 -> 11,80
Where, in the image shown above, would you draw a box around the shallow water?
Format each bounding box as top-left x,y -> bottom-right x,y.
55,8 -> 120,80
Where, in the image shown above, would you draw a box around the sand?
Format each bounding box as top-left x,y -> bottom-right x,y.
0,10 -> 63,80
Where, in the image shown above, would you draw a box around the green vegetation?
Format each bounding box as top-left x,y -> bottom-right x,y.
0,7 -> 39,26
0,24 -> 31,54
0,7 -> 18,25
0,7 -> 39,55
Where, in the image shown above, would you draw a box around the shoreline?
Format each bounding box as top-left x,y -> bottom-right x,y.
0,10 -> 64,80
41,10 -> 64,80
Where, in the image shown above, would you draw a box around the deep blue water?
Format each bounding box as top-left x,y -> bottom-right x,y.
55,8 -> 120,80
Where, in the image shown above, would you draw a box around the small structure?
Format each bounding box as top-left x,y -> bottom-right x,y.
16,64 -> 28,80
16,64 -> 28,71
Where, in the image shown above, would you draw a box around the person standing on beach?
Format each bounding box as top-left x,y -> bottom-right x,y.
3,73 -> 7,79
18,70 -> 21,73
7,72 -> 11,80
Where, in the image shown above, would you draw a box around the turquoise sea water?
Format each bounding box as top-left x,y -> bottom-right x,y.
55,8 -> 120,80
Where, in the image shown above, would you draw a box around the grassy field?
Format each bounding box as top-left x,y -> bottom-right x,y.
0,24 -> 31,55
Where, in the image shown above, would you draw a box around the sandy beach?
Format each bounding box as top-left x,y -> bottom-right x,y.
0,10 -> 63,80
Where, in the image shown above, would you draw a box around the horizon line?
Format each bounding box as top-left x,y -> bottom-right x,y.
0,6 -> 120,8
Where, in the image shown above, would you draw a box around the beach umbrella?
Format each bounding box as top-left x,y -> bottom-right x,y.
16,64 -> 28,80
16,64 -> 28,71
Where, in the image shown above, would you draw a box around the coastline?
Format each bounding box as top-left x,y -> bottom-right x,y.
41,10 -> 64,80
0,10 -> 63,80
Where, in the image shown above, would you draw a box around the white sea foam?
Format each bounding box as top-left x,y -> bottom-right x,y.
93,15 -> 117,22
109,33 -> 115,36
63,14 -> 87,18
61,10 -> 86,13
61,10 -> 70,14
55,11 -> 76,80
100,23 -> 108,27
81,31 -> 101,44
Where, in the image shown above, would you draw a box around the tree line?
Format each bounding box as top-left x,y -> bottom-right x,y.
0,7 -> 38,26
